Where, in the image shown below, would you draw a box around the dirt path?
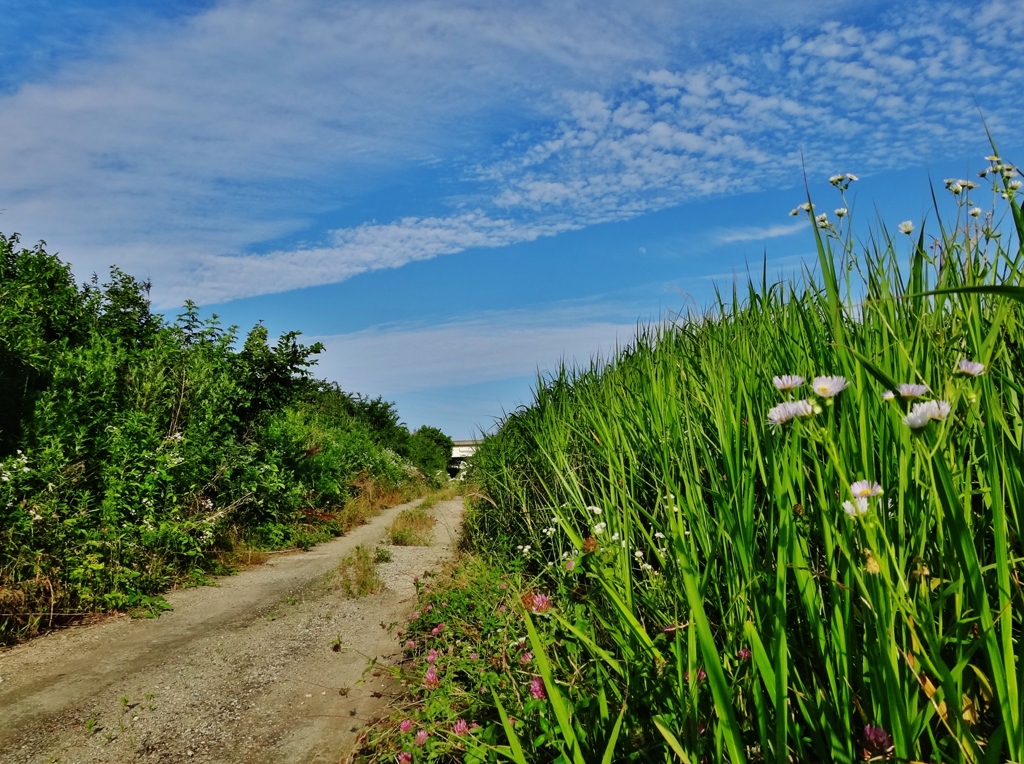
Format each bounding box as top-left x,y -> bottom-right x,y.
0,497 -> 464,764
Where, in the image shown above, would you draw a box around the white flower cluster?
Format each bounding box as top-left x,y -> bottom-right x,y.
767,374 -> 846,427
880,359 -> 983,429
943,178 -> 979,195
842,480 -> 883,518
902,400 -> 952,429
1,451 -> 30,483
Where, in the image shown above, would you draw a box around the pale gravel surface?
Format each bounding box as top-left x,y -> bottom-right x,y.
0,497 -> 464,764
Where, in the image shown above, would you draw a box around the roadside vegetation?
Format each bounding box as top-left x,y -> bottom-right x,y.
360,151 -> 1024,762
0,236 -> 452,643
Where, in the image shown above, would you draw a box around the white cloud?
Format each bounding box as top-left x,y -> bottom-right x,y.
716,221 -> 805,244
1,0 -> 1018,306
309,305 -> 638,395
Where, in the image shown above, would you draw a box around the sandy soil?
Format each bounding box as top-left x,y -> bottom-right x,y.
0,497 -> 464,764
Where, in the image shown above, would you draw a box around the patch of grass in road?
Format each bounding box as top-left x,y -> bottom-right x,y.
336,545 -> 385,598
386,507 -> 436,546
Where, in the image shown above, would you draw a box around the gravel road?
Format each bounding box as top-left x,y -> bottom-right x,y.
0,497 -> 464,764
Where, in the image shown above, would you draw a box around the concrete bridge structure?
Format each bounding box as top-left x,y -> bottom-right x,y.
449,439 -> 482,477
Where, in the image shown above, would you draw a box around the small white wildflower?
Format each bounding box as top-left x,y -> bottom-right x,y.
835,207 -> 848,218
882,390 -> 896,401
850,480 -> 884,498
957,359 -> 985,376
897,383 -> 929,398
551,516 -> 558,524
816,213 -> 830,229
963,180 -> 978,190
633,550 -> 644,559
522,545 -> 532,554
985,155 -> 1000,162
611,532 -> 620,541
772,375 -> 805,391
789,207 -> 801,216
898,221 -> 914,235
767,399 -> 816,426
845,173 -> 859,181
969,207 -> 982,218
842,497 -> 869,518
829,174 -> 844,185
903,400 -> 951,429
1010,180 -> 1023,190
586,505 -> 602,515
948,181 -> 963,194
593,522 -> 607,535
812,375 -> 848,398
654,531 -> 665,539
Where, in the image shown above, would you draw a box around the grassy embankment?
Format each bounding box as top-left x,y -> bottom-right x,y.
0,237 -> 451,643
359,153 -> 1024,762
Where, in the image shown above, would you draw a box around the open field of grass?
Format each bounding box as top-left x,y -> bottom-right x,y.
361,153 -> 1024,762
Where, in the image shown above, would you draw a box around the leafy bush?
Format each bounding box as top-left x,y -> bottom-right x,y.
0,233 -> 447,642
408,426 -> 454,486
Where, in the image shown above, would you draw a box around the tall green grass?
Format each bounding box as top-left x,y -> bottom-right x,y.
467,154 -> 1024,762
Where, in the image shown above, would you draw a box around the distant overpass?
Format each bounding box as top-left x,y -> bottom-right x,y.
449,439 -> 482,477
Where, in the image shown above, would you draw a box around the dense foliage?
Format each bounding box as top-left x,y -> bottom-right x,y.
0,234 -> 444,642
409,426 -> 456,485
365,154 -> 1024,762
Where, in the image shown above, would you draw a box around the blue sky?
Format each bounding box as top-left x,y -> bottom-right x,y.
2,0 -> 1022,438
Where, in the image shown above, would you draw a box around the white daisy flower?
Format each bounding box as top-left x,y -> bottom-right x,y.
850,480 -> 883,498
812,375 -> 848,397
835,207 -> 848,218
957,359 -> 985,376
772,375 -> 805,391
897,383 -> 930,398
882,390 -> 896,401
842,497 -> 869,518
767,399 -> 816,427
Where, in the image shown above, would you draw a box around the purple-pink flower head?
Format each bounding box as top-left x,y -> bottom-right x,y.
427,648 -> 438,664
424,666 -> 440,690
424,604 -> 433,613
686,668 -> 707,683
520,652 -> 533,665
530,593 -> 551,613
738,648 -> 752,661
398,752 -> 413,764
564,559 -> 576,571
430,622 -> 445,636
405,639 -> 415,650
863,725 -> 893,756
452,719 -> 469,735
530,677 -> 547,700
414,729 -> 429,746
399,719 -> 414,733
